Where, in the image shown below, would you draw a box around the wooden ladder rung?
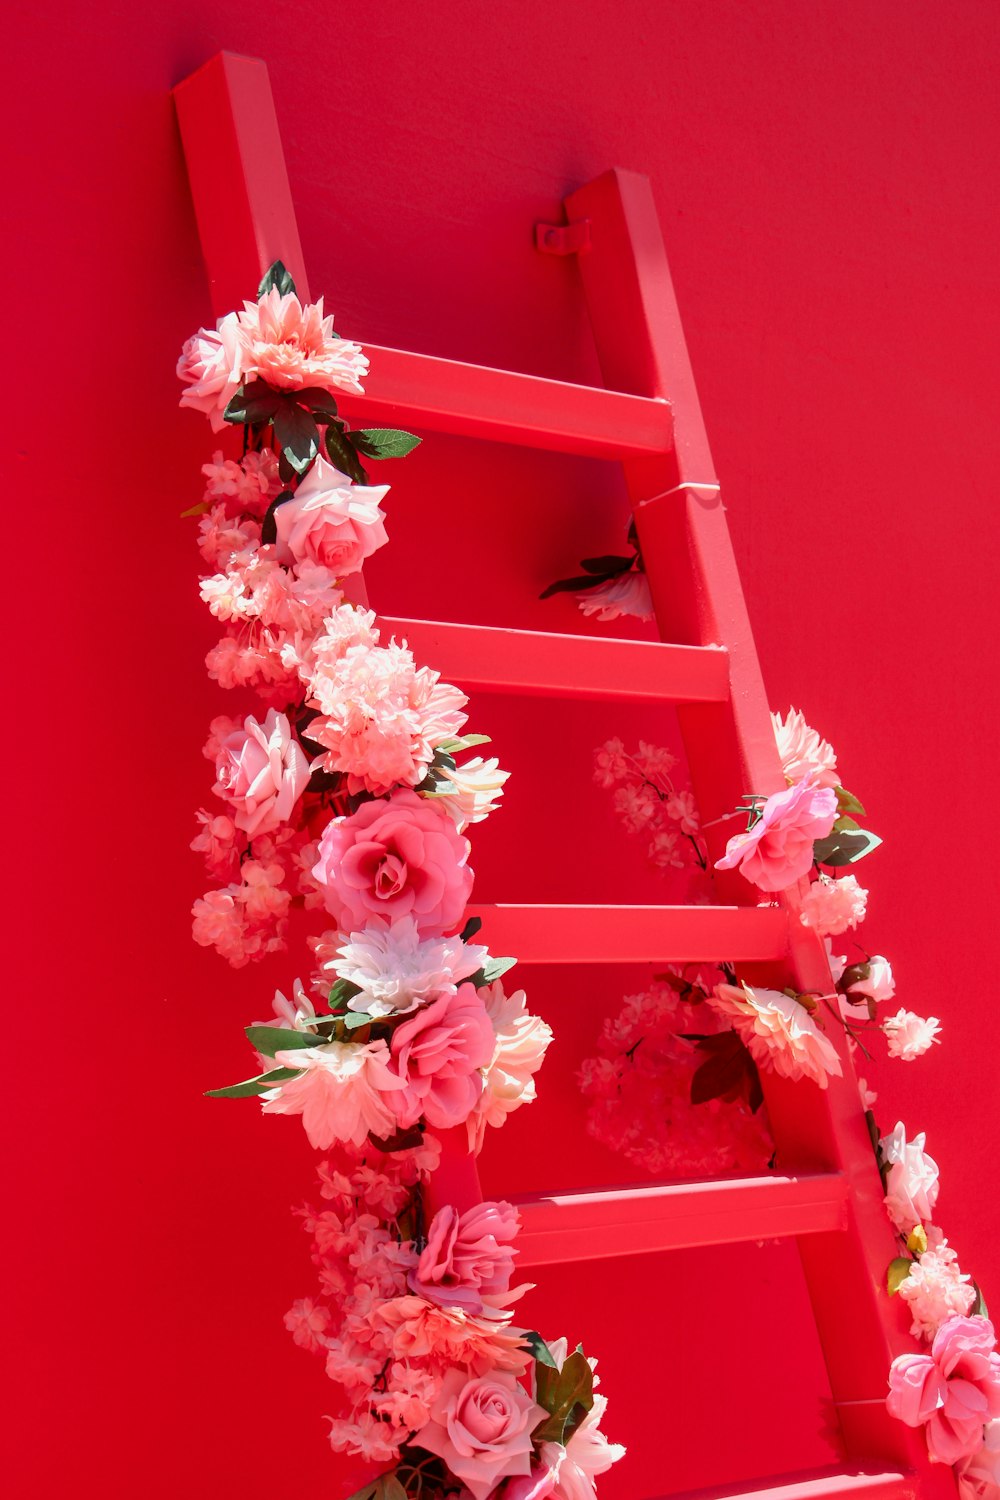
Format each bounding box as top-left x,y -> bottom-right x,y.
512,1173 -> 849,1265
379,617 -> 729,704
653,1466 -> 917,1500
352,343 -> 674,459
467,903 -> 789,963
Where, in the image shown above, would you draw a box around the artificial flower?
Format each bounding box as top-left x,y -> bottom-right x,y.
708,981 -> 842,1088
467,982 -> 553,1151
235,286 -> 368,394
771,707 -> 839,788
714,777 -> 837,892
576,569 -> 654,622
884,1009 -> 942,1061
390,984 -> 495,1130
273,454 -> 389,575
261,1039 -> 407,1149
881,1121 -> 940,1235
898,1240 -> 976,1340
888,1314 -> 1000,1464
409,1200 -> 521,1314
212,708 -> 313,838
412,1367 -> 546,1500
324,915 -> 487,1017
799,873 -> 868,936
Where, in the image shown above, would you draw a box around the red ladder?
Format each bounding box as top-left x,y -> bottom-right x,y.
174,52 -> 957,1500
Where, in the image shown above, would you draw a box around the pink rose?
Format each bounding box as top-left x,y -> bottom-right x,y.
888,1316 -> 1000,1465
312,789 -> 474,934
213,709 -> 313,839
409,1200 -> 520,1313
391,985 -> 494,1130
412,1368 -> 546,1500
176,312 -> 245,431
273,454 -> 389,576
715,777 -> 837,892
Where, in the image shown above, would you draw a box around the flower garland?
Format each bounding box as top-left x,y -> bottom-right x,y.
179,262 -> 624,1499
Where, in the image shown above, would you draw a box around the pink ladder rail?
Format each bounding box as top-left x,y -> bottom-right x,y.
173,53 -> 955,1500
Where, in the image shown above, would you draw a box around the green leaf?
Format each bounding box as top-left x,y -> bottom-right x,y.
459,916 -> 483,942
887,1257 -> 913,1295
835,786 -> 867,817
328,978 -> 362,1013
435,734 -> 492,754
257,259 -> 297,298
813,826 -> 883,867
180,499 -> 212,519
973,1280 -> 990,1319
296,387 -> 341,420
324,424 -> 369,485
273,401 -> 320,474
260,489 -> 295,546
205,1065 -> 302,1099
533,1349 -> 595,1446
223,379 -> 282,426
341,1483 -> 378,1500
351,428 -> 422,460
522,1330 -> 558,1368
540,573 -> 612,599
579,554 -> 635,576
343,1010 -> 374,1030
376,1476 -> 408,1500
483,955 -> 517,983
245,1024 -> 321,1057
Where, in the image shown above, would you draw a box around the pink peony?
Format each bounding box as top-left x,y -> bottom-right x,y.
213,709 -> 313,839
409,1200 -> 521,1314
899,1241 -> 976,1340
324,915 -> 487,1018
888,1315 -> 1000,1464
312,790 -> 474,935
177,312 -> 245,430
273,454 -> 389,576
235,287 -> 368,394
708,982 -> 842,1088
881,1122 -> 940,1235
261,1039 -> 408,1149
800,873 -> 868,936
884,1009 -> 942,1061
412,1368 -> 546,1500
714,777 -> 837,892
390,984 -> 495,1130
576,569 -> 654,622
467,982 -> 553,1152
771,708 -> 839,788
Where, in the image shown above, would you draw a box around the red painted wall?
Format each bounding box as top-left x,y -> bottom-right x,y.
8,2 -> 1000,1495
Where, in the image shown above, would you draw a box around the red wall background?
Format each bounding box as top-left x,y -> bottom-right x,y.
7,2 -> 1000,1495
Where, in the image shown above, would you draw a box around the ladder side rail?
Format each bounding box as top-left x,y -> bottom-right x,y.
565,168 -> 954,1490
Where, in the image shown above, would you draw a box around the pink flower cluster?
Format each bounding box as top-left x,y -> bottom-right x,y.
594,737 -> 706,879
578,978 -> 773,1177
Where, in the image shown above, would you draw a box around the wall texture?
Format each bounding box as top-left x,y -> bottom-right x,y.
7,2 -> 999,1495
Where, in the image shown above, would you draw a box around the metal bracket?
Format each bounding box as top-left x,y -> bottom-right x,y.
534,218 -> 592,256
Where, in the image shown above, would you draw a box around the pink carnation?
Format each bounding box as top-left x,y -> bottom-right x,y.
888,1315 -> 1000,1465
881,1121 -> 940,1235
274,455 -> 389,576
261,1039 -> 408,1149
213,709 -> 313,839
800,873 -> 868,936
177,312 -> 245,430
312,789 -> 474,935
409,1200 -> 521,1314
412,1368 -> 546,1500
235,287 -> 368,394
375,1296 -> 531,1374
899,1241 -> 976,1340
771,708 -> 839,788
391,984 -> 495,1130
884,1009 -> 942,1061
715,778 -> 837,892
709,982 -> 842,1088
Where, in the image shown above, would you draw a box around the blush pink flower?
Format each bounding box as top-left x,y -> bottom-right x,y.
540,1392 -> 626,1500
715,778 -> 837,892
881,1122 -> 940,1235
177,312 -> 245,430
959,1421 -> 1000,1500
887,1315 -> 1000,1465
899,1241 -> 976,1340
884,1010 -> 942,1061
390,984 -> 495,1130
844,954 -> 896,1005
576,569 -> 654,622
467,982 -> 553,1152
412,1368 -> 546,1500
273,454 -> 389,576
771,708 -> 839,788
283,1297 -> 330,1352
261,1039 -> 408,1149
708,982 -> 842,1088
312,790 -> 474,935
212,709 -> 313,839
235,287 -> 368,394
375,1296 -> 531,1374
409,1200 -> 521,1314
800,873 -> 868,936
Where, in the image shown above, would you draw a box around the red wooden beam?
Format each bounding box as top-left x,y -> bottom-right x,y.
659,1467 -> 918,1500
513,1172 -> 849,1265
466,903 -> 789,964
381,616 -> 729,704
